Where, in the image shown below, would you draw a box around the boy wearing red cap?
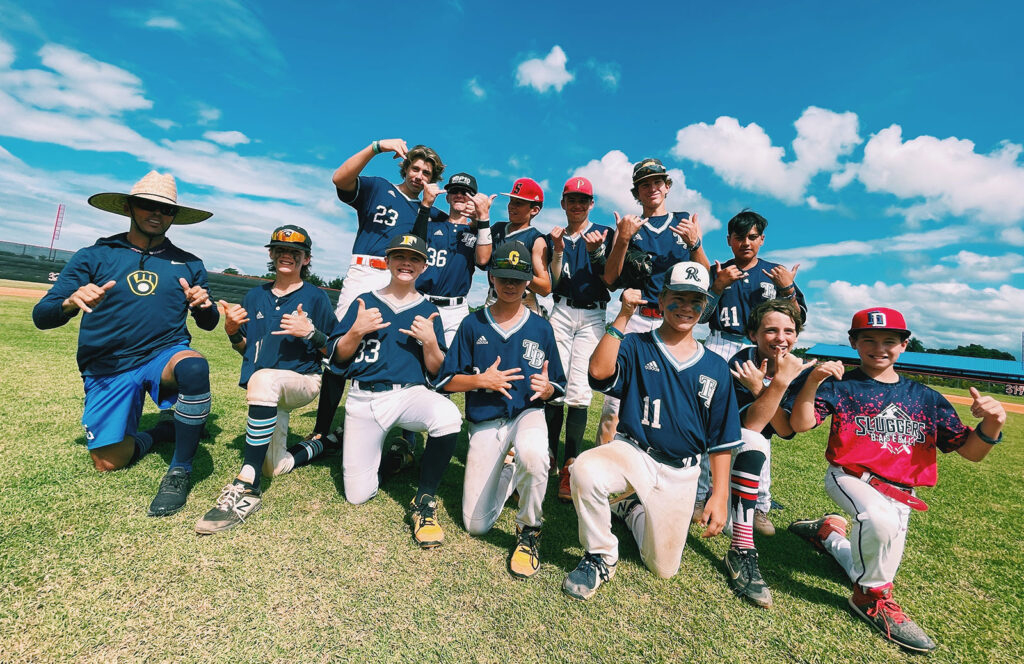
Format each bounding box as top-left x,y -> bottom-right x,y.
787,307 -> 1006,653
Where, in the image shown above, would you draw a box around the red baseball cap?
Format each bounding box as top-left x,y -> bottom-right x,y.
503,177 -> 544,203
848,307 -> 911,338
562,176 -> 593,198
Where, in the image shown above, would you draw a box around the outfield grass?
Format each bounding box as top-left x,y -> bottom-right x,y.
1,294 -> 1021,663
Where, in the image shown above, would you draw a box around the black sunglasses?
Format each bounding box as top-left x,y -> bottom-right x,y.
130,197 -> 179,216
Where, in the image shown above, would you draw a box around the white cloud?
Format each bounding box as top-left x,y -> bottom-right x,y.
1000,227 -> 1024,246
150,118 -> 177,130
806,195 -> 836,211
145,15 -> 183,30
196,105 -> 221,125
763,225 -> 973,268
671,106 -> 861,205
570,150 -> 721,231
844,125 -> 1024,225
910,250 -> 1024,283
800,280 -> 1024,353
465,77 -> 486,99
202,130 -> 250,147
515,45 -> 573,93
585,59 -> 620,89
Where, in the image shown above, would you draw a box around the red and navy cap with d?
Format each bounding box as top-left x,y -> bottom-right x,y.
849,307 -> 911,338
562,176 -> 593,198
503,177 -> 544,203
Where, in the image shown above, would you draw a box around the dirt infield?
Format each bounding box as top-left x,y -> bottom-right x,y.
944,393 -> 1024,414
0,286 -> 46,299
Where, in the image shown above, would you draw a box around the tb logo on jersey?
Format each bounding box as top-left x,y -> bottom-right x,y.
760,282 -> 777,299
522,339 -> 545,369
698,375 -> 718,408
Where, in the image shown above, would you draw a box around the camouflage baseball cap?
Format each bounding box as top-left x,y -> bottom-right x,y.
632,158 -> 669,185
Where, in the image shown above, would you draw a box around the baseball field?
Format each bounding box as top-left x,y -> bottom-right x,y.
1,288 -> 1021,663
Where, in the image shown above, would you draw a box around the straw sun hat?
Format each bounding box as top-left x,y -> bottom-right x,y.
88,171 -> 212,225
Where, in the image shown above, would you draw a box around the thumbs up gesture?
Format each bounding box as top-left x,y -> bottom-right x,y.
968,386 -> 1006,428
529,360 -> 554,401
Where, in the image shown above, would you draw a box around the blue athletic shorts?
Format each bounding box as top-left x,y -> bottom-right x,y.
81,345 -> 192,449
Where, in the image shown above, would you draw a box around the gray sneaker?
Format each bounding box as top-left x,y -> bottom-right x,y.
147,466 -> 191,517
690,499 -> 706,524
724,548 -> 773,608
610,492 -> 641,522
563,552 -> 617,601
195,482 -> 262,534
753,509 -> 776,536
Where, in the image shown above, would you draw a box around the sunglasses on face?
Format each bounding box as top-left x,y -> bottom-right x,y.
130,197 -> 179,216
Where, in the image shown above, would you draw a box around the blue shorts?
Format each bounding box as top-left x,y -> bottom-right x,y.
81,345 -> 192,450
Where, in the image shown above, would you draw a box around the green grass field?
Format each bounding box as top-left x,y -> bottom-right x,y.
1,293 -> 1021,663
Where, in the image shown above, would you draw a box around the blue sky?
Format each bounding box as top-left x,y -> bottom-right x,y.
1,1 -> 1022,354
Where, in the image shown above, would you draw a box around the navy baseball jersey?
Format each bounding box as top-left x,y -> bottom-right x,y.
237,282 -> 337,386
591,331 -> 742,463
435,308 -> 566,422
549,222 -> 615,305
797,368 -> 969,488
629,212 -> 697,304
329,291 -> 446,385
417,214 -> 477,298
490,223 -> 545,262
33,233 -> 218,376
709,258 -> 808,335
338,175 -> 443,257
728,346 -> 810,440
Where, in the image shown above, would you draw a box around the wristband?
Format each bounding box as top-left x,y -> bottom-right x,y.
605,324 -> 625,341
228,331 -> 243,344
588,245 -> 606,260
975,425 -> 1003,445
688,237 -> 702,252
307,329 -> 328,348
477,227 -> 492,246
474,217 -> 490,229
371,140 -> 381,155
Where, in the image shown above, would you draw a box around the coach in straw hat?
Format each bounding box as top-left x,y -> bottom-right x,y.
33,171 -> 219,517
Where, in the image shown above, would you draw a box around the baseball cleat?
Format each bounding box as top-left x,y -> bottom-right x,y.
195,482 -> 262,534
557,461 -> 573,503
690,499 -> 706,524
849,583 -> 937,653
788,513 -> 848,553
724,548 -> 773,608
147,466 -> 192,517
610,492 -> 641,522
562,552 -> 616,601
409,495 -> 444,549
753,509 -> 776,536
508,526 -> 542,579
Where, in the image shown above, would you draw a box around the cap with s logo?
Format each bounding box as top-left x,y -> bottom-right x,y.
663,261 -> 710,296
849,307 -> 911,338
501,177 -> 544,203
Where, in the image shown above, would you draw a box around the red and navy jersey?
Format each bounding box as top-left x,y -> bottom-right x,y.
592,331 -> 742,463
328,291 -> 446,385
417,215 -> 477,298
628,212 -> 697,304
338,176 -> 443,257
548,221 -> 615,305
806,368 -> 969,487
33,233 -> 218,376
435,308 -> 566,423
237,282 -> 337,387
709,258 -> 807,335
728,346 -> 810,440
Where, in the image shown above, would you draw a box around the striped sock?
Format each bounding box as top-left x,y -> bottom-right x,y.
730,450 -> 765,551
240,405 -> 277,488
288,435 -> 326,468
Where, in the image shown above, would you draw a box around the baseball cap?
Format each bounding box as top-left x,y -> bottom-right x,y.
562,176 -> 594,198
266,224 -> 312,252
632,158 -> 669,185
489,240 -> 532,280
502,177 -> 544,204
445,172 -> 478,195
848,307 -> 911,339
663,261 -> 710,296
385,233 -> 428,259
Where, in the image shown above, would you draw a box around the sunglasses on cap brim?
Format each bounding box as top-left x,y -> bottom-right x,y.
270,228 -> 308,245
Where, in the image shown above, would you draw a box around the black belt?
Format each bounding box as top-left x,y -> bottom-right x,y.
619,434 -> 696,469
354,381 -> 417,393
427,295 -> 465,307
554,295 -> 607,310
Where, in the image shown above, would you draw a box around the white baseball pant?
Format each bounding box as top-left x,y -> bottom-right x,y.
821,465 -> 912,589
697,428 -> 773,513
342,384 -> 463,505
245,369 -> 322,477
599,313 -> 661,419
462,408 -> 549,535
334,260 -> 392,320
548,301 -> 605,407
433,300 -> 470,348
571,437 -> 701,578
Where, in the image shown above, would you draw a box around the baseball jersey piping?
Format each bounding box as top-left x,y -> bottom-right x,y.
372,290 -> 426,315
483,307 -> 531,340
643,213 -> 680,234
651,330 -> 705,371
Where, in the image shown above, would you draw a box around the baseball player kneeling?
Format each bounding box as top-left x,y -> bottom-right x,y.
328,234 -> 463,549
434,240 -> 567,579
195,225 -> 337,534
563,262 -> 741,600
787,307 -> 1006,653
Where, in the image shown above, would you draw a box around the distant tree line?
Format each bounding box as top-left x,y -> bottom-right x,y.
906,338 -> 1014,361
219,267 -> 342,290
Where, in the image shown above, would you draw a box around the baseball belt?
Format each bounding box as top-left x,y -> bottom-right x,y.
710,329 -> 748,344
427,295 -> 465,307
353,254 -> 387,270
354,381 -> 417,393
638,305 -> 662,319
618,434 -> 696,470
834,465 -> 928,511
553,295 -> 607,310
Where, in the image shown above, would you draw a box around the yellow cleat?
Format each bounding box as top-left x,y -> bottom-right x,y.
508,526 -> 542,579
409,495 -> 444,549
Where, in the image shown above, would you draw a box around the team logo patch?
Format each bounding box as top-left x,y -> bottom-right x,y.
475,335 -> 489,345
521,339 -> 545,369
462,234 -> 477,248
399,235 -> 416,246
674,233 -> 687,245
760,282 -> 777,299
867,311 -> 887,327
126,269 -> 158,296
697,375 -> 718,408
644,360 -> 660,372
508,250 -> 521,265
854,403 -> 926,454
